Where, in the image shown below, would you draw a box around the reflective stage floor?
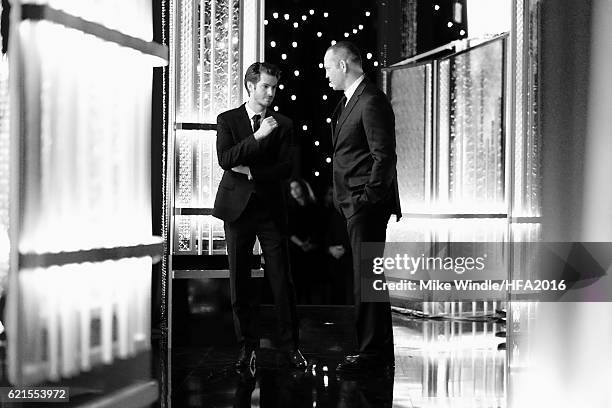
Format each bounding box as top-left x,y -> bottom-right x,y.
159,306 -> 506,408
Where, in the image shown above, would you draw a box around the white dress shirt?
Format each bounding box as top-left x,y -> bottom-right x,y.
344,74 -> 365,105
244,103 -> 266,132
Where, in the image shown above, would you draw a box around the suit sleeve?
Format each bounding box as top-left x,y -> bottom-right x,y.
249,122 -> 294,182
216,114 -> 260,170
357,94 -> 397,206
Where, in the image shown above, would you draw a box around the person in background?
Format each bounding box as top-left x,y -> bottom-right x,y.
287,178 -> 326,304
322,185 -> 353,305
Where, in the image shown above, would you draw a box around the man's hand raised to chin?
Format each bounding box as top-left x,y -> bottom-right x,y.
254,117 -> 278,141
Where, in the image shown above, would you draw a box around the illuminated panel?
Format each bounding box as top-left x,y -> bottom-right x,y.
42,0 -> 153,40
394,321 -> 506,406
175,215 -> 198,254
467,0 -> 511,38
242,0 -> 263,91
387,64 -> 428,211
18,21 -> 153,254
174,129 -> 219,208
443,39 -> 505,213
519,0 -> 541,217
10,3 -> 160,386
438,60 -> 451,205
0,56 -> 8,295
173,215 -> 263,256
511,0 -> 542,217
510,222 -> 541,281
19,257 -> 152,384
388,217 -> 508,243
176,0 -> 242,122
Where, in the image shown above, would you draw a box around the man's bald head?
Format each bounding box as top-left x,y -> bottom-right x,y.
323,41 -> 364,90
326,41 -> 363,69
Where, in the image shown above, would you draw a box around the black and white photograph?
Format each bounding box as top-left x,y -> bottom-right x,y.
1,0 -> 612,406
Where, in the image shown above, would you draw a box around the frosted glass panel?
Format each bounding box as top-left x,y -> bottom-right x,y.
440,40 -> 505,212
18,22 -> 153,253
175,129 -> 221,208
41,0 -> 152,40
388,64 -> 429,211
19,258 -> 152,384
173,215 -> 260,255
387,217 -> 508,242
513,0 -> 542,217
9,2 -> 158,385
176,0 -> 242,122
0,56 -> 9,292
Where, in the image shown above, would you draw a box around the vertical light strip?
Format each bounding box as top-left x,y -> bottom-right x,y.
0,55 -> 10,297
228,1 -> 233,108
199,0 -> 205,121
513,0 -> 525,215
438,60 -> 450,206
424,63 -> 433,205
209,0 -> 216,121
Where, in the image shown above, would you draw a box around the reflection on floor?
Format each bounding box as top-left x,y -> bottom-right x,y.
163,306 -> 506,408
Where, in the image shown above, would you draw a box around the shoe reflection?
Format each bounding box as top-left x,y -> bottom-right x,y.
233,367 -> 312,408
336,369 -> 394,408
232,365 -> 394,408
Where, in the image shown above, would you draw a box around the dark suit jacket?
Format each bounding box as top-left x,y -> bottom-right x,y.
331,79 -> 402,220
212,104 -> 294,223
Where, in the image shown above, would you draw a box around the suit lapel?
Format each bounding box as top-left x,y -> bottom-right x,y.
333,80 -> 367,144
237,104 -> 254,141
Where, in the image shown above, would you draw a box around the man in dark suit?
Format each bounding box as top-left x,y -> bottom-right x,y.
213,62 -> 306,370
323,42 -> 402,371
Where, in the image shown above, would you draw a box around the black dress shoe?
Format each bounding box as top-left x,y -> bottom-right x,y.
235,347 -> 256,370
336,354 -> 394,372
287,349 -> 307,369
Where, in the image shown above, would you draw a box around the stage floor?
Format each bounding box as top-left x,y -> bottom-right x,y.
156,305 -> 506,408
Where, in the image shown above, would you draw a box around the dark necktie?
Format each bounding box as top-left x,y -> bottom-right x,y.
336,95 -> 347,123
252,114 -> 261,132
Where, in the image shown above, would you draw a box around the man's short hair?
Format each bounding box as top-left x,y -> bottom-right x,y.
244,62 -> 281,95
326,41 -> 362,67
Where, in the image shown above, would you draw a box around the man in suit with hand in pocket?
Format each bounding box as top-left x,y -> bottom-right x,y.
323,42 -> 402,372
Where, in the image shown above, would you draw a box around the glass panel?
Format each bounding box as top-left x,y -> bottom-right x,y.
12,17 -> 156,384
174,215 -> 198,254
19,257 -> 152,384
176,0 -> 242,122
387,64 -> 429,211
174,129 -> 220,209
44,0 -> 152,40
441,39 -> 505,213
0,56 -> 9,295
512,0 -> 542,217
387,217 -> 508,242
172,215 -> 264,256
18,22 -> 152,253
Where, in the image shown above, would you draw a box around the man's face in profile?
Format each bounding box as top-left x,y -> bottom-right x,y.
324,50 -> 345,91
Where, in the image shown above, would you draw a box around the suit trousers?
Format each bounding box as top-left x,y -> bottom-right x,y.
346,205 -> 394,358
224,193 -> 299,351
